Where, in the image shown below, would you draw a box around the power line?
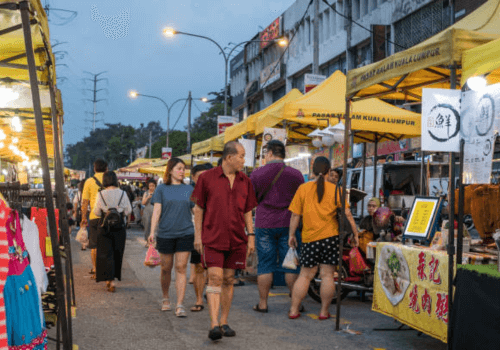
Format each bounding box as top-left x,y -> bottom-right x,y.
321,0 -> 407,51
193,100 -> 205,115
171,99 -> 189,131
261,0 -> 314,88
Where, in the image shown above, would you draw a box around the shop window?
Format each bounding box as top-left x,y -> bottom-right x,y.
331,4 -> 337,35
238,109 -> 244,122
361,0 -> 369,17
324,10 -> 330,41
292,74 -> 306,93
272,86 -> 286,102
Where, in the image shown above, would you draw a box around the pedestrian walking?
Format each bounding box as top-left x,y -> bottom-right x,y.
191,141 -> 257,341
288,157 -> 359,320
93,171 -> 132,292
148,158 -> 195,318
250,140 -> 304,313
81,159 -> 108,279
188,163 -> 213,312
141,179 -> 157,245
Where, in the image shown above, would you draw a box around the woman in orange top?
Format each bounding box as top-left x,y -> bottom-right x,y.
288,157 -> 359,319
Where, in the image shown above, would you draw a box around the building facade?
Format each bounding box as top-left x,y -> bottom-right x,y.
229,0 -> 486,118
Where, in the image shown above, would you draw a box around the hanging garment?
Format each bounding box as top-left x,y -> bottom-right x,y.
30,208 -> 59,268
0,201 -> 10,350
4,207 -> 47,350
21,216 -> 47,328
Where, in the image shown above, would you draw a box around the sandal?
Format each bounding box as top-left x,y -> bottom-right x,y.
318,313 -> 332,320
190,304 -> 204,312
253,304 -> 268,313
288,312 -> 301,319
106,282 -> 115,293
161,299 -> 171,311
175,305 -> 187,317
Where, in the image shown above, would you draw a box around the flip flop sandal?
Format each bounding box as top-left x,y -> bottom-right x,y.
161,299 -> 171,311
288,312 -> 301,319
190,304 -> 204,312
253,304 -> 268,313
318,313 -> 332,320
175,305 -> 187,317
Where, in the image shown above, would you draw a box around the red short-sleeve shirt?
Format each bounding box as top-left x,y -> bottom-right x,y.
191,167 -> 257,251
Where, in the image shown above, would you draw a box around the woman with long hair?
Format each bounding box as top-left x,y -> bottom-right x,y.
93,171 -> 132,292
148,158 -> 195,317
287,157 -> 359,319
141,179 -> 157,245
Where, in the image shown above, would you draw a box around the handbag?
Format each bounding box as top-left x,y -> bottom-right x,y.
334,185 -> 353,235
144,244 -> 161,268
257,164 -> 286,204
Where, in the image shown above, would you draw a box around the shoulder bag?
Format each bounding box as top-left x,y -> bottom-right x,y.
335,185 -> 353,235
257,164 -> 286,204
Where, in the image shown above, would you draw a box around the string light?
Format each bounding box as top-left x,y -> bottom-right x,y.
0,87 -> 19,107
12,137 -> 18,144
11,116 -> 22,132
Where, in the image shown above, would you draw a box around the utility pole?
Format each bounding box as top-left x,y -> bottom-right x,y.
187,91 -> 192,154
149,131 -> 152,158
313,0 -> 320,74
345,0 -> 353,71
84,71 -> 107,132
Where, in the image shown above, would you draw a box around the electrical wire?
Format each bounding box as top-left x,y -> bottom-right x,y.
261,0 -> 314,88
171,99 -> 189,131
193,100 -> 205,115
321,0 -> 407,51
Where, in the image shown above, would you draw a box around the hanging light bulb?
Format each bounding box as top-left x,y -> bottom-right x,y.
312,137 -> 323,148
12,137 -> 18,144
1,169 -> 7,176
0,130 -> 5,141
322,135 -> 335,146
0,142 -> 4,149
0,87 -> 19,107
467,76 -> 487,91
11,116 -> 22,132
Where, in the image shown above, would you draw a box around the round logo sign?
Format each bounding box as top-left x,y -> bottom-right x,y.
427,104 -> 460,143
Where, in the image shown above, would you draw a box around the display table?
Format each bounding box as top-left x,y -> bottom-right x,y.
372,242 -> 449,343
450,265 -> 500,349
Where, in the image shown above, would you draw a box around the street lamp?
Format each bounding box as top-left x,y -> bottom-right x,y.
128,90 -> 207,148
162,27 -> 288,116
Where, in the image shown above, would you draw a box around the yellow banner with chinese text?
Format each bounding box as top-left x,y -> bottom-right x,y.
373,243 -> 449,343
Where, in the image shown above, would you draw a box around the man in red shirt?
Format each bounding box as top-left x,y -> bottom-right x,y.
192,141 -> 257,341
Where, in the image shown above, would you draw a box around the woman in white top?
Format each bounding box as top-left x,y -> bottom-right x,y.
93,171 -> 132,292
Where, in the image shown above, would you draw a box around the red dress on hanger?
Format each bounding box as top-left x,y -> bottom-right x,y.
30,208 -> 59,268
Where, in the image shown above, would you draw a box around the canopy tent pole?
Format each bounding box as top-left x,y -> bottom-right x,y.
447,63 -> 457,349
361,142 -> 367,216
373,135 -> 378,198
420,150 -> 426,195
49,85 -> 74,345
457,139 -> 465,264
19,2 -> 70,349
336,98 -> 351,331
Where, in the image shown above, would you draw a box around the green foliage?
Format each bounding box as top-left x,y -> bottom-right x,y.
387,252 -> 401,278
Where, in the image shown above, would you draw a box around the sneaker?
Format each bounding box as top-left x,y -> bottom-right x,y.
208,326 -> 223,341
220,324 -> 236,337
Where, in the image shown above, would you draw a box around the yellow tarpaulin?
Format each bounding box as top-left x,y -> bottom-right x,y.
224,89 -> 302,142
461,36 -> 500,85
346,0 -> 500,99
373,243 -> 449,343
191,134 -> 225,156
118,158 -> 161,173
256,71 -> 420,143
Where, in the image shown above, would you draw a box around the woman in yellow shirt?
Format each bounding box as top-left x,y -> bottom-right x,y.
288,156 -> 358,319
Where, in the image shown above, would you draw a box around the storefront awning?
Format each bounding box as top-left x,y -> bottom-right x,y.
224,89 -> 302,142
461,36 -> 500,85
191,134 -> 225,156
256,71 -> 420,143
346,0 -> 500,100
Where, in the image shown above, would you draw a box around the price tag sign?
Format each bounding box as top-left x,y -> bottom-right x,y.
403,196 -> 443,244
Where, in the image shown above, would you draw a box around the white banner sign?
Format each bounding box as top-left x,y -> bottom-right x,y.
238,138 -> 256,167
161,147 -> 172,160
460,84 -> 500,184
218,116 -> 238,135
304,74 -> 326,93
422,89 -> 461,152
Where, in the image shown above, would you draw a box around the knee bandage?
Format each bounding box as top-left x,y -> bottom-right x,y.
206,286 -> 222,294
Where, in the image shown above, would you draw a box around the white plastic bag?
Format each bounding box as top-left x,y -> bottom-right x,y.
282,247 -> 299,270
76,227 -> 89,245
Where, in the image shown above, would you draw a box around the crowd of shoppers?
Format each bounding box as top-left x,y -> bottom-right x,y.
71,139 -> 368,342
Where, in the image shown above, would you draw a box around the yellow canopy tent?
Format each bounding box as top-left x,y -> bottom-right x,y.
461,36 -> 500,85
224,89 -> 302,142
0,0 -> 62,163
191,134 -> 225,156
346,0 -> 500,100
256,71 -> 421,143
137,154 -> 196,175
118,158 -> 162,173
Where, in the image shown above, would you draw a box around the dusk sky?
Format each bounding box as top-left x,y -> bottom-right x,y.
50,0 -> 295,150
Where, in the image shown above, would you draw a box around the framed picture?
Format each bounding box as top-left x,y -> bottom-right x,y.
403,196 -> 443,244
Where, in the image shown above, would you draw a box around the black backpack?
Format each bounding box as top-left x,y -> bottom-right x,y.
99,190 -> 126,232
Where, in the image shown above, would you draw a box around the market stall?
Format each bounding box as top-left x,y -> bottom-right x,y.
0,1 -> 73,348
344,0 -> 500,344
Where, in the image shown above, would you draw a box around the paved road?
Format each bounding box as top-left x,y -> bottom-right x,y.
48,227 -> 447,350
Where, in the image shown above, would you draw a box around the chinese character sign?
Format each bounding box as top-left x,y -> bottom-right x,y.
460,84 -> 500,184
374,243 -> 449,343
422,89 -> 461,152
405,198 -> 440,240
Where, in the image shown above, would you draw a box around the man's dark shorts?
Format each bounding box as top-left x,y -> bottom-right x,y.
88,218 -> 100,249
256,227 -> 301,275
190,250 -> 202,264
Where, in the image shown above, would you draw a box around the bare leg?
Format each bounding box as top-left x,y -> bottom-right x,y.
285,273 -> 299,294
290,266 -> 318,315
189,263 -> 195,284
193,263 -> 205,306
319,264 -> 336,317
91,248 -> 97,272
257,273 -> 273,309
220,268 -> 235,326
207,267 -> 223,328
160,253 -> 174,300
174,252 -> 190,307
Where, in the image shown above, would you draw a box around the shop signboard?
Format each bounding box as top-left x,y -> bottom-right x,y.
260,60 -> 281,89
161,147 -> 172,160
260,17 -> 281,50
304,74 -> 326,93
218,116 -> 238,135
331,143 -> 351,168
422,89 -> 461,152
238,138 -> 256,167
460,83 -> 500,184
373,243 -> 449,343
260,127 -> 287,166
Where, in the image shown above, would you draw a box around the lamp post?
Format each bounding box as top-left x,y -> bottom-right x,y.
163,28 -> 288,116
128,90 -> 208,149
